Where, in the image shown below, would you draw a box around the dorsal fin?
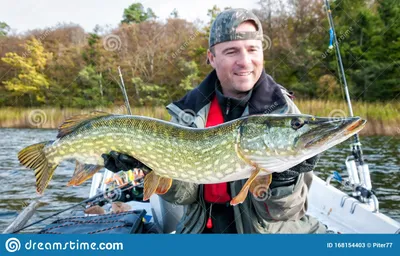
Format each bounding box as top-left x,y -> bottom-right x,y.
57,111 -> 112,138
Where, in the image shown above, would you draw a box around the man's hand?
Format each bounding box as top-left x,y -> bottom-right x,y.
101,151 -> 150,173
270,155 -> 320,189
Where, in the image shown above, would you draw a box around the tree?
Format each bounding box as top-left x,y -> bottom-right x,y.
146,8 -> 157,20
1,38 -> 52,104
170,8 -> 179,18
324,0 -> 400,101
132,76 -> 169,106
207,5 -> 221,25
74,65 -> 109,107
178,60 -> 201,91
0,22 -> 10,37
121,3 -> 157,24
82,32 -> 100,66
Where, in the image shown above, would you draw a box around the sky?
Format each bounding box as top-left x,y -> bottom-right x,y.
0,0 -> 260,34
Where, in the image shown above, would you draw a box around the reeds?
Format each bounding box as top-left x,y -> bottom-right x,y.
0,100 -> 399,136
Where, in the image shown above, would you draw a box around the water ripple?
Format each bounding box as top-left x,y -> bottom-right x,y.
0,129 -> 398,232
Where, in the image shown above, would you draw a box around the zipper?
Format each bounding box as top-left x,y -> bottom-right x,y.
199,185 -> 208,233
226,98 -> 231,115
206,203 -> 213,229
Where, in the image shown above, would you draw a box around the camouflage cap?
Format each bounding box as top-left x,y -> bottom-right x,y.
209,8 -> 263,48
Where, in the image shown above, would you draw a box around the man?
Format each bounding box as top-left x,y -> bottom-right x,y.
103,8 -> 327,234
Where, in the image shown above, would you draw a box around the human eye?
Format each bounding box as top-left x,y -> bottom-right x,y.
223,48 -> 237,56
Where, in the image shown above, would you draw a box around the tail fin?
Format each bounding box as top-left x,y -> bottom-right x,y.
18,141 -> 58,195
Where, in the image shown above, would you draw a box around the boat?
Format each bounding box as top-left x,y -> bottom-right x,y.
3,0 -> 399,235
67,0 -> 400,234
77,165 -> 399,234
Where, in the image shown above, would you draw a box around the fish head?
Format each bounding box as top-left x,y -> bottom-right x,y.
238,114 -> 366,172
291,115 -> 366,151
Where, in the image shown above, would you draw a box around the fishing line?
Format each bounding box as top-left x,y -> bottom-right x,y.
324,0 -> 365,165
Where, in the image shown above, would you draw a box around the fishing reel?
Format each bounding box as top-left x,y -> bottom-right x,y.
326,156 -> 379,212
97,169 -> 144,205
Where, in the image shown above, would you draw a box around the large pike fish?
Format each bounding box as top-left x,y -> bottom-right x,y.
18,112 -> 366,205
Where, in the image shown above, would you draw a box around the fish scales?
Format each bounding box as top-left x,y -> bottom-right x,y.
18,112 -> 366,204
59,116 -> 243,183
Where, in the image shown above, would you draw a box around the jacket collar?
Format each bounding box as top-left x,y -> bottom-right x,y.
215,79 -> 252,108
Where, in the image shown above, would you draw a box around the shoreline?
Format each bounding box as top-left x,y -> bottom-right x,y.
0,102 -> 399,136
0,119 -> 397,136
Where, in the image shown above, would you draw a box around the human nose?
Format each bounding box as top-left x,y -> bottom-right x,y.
235,51 -> 252,67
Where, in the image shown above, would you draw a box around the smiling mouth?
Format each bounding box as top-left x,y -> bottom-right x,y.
234,71 -> 253,76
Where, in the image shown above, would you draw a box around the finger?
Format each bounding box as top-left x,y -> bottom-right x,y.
109,151 -> 120,160
115,161 -> 126,171
116,159 -> 132,172
119,154 -> 139,166
101,153 -> 110,161
102,153 -> 119,172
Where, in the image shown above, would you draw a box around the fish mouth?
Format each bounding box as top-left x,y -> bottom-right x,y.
302,117 -> 366,149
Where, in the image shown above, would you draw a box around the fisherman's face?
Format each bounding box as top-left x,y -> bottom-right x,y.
208,22 -> 264,99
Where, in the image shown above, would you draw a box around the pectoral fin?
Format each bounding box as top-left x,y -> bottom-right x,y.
249,174 -> 272,199
230,168 -> 261,206
155,177 -> 173,195
67,161 -> 102,186
143,173 -> 173,200
143,171 -> 160,201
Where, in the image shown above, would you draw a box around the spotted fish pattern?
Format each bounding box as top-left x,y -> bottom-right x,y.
18,112 -> 365,204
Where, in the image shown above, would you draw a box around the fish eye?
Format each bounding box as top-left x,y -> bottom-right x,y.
291,118 -> 304,130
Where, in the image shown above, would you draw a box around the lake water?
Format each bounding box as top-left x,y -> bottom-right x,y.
0,128 -> 399,232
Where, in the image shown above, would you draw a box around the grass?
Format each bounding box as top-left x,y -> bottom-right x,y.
296,100 -> 400,122
0,100 -> 399,136
295,100 -> 400,136
0,106 -> 170,129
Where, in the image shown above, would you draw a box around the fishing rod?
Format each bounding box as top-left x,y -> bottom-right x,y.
12,178 -> 143,234
324,0 -> 372,193
106,67 -> 132,115
117,66 -> 132,115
